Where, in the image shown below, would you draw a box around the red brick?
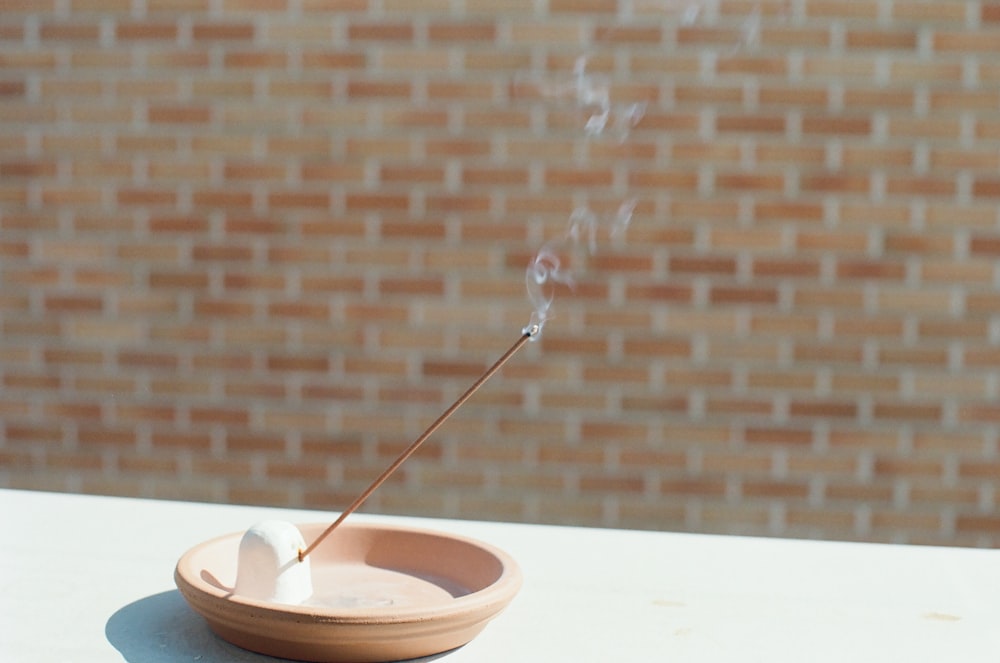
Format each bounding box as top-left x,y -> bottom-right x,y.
345,192 -> 410,212
743,480 -> 810,500
44,294 -> 104,313
758,86 -> 827,108
190,406 -> 250,426
268,299 -> 331,320
549,0 -> 617,12
428,21 -> 496,42
716,56 -> 788,77
789,400 -> 857,419
955,515 -> 1000,535
660,476 -> 726,498
935,31 -> 1000,53
745,427 -> 813,446
267,353 -> 330,373
4,372 -> 61,390
425,194 -> 490,212
192,243 -> 253,262
873,402 -> 942,422
593,24 -> 662,44
836,259 -> 906,280
758,26 -> 830,48
118,350 -> 179,370
269,191 -> 330,209
115,21 -> 178,40
193,297 -> 254,318
806,0 -> 878,18
380,164 -> 445,185
224,216 -> 288,235
301,49 -> 366,69
192,21 -> 254,40
717,114 -> 785,134
752,258 -> 821,278
676,26 -> 745,47
43,347 -> 103,367
224,0 -> 287,9
715,171 -> 785,193
348,21 -> 413,41
148,104 -> 211,125
223,271 -> 284,293
151,431 -> 210,450
670,255 -> 737,276
826,482 -> 892,503
710,286 -> 780,306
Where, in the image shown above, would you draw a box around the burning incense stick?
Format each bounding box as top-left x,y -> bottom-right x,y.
298,325 -> 539,562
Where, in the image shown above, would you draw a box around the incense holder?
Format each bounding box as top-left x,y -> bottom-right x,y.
174,522 -> 522,662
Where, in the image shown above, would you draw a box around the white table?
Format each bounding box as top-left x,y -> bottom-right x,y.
1,488 -> 998,662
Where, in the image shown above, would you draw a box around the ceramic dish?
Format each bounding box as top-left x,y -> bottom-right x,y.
174,522 -> 522,662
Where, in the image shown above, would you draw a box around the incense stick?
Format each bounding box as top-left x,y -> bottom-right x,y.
298,325 -> 539,562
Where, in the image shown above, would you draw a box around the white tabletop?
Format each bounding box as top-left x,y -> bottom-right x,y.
1,488 -> 998,662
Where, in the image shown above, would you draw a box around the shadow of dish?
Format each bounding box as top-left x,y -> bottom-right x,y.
106,590 -> 457,663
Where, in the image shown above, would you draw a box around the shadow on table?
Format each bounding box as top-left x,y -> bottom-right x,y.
105,590 -> 455,662
106,590 -> 298,662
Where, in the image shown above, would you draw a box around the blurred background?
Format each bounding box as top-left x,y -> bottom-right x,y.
2,0 -> 999,546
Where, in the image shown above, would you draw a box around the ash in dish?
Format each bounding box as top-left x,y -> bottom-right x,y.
234,520 -> 313,604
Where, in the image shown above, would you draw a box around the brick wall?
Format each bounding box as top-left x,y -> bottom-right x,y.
2,0 -> 1000,546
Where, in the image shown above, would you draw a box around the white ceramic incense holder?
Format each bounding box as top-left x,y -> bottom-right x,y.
175,521 -> 522,662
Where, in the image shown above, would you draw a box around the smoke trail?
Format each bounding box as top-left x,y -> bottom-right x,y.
524,199 -> 636,337
521,0 -> 784,336
514,55 -> 647,143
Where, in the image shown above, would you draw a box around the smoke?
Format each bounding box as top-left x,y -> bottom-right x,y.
517,52 -> 645,338
524,199 -> 636,337
517,55 -> 647,143
518,0 -> 773,337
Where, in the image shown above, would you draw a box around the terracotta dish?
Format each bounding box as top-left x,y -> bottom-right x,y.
174,522 -> 522,662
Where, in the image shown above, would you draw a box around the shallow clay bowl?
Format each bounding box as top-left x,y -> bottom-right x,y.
175,522 -> 522,662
